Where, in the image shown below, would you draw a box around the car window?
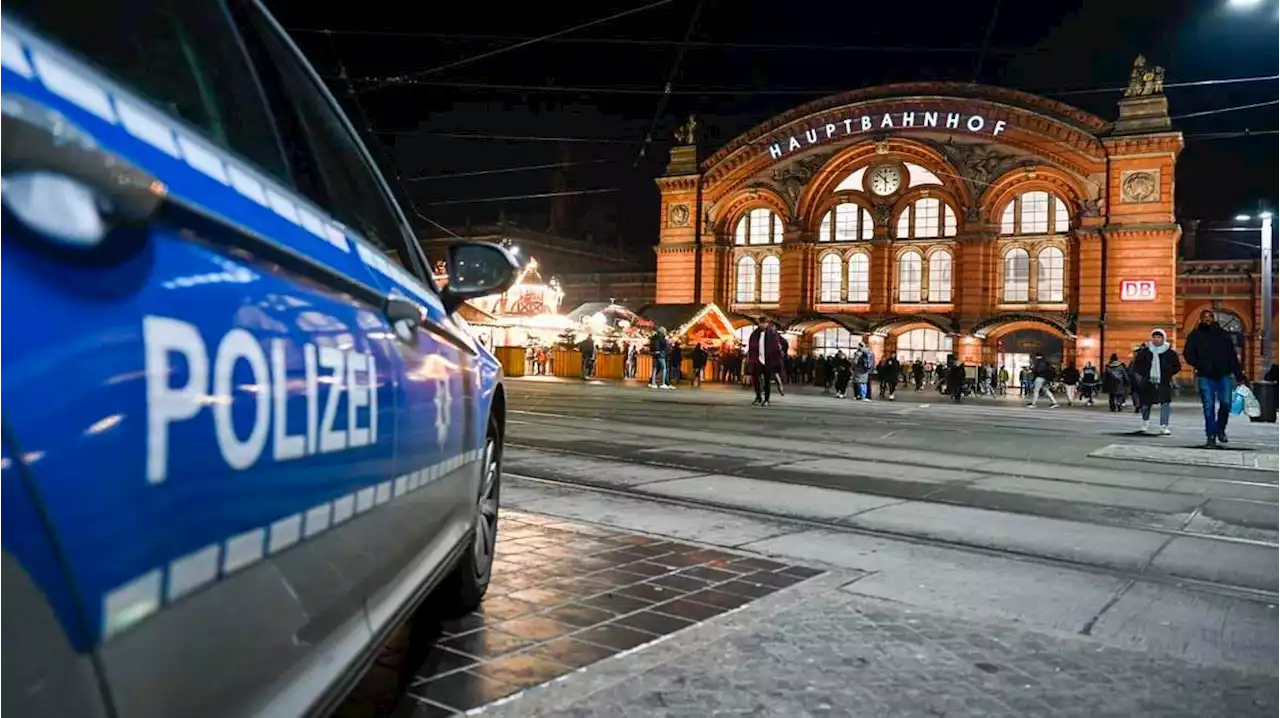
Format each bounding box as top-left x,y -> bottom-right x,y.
231,1 -> 429,282
6,0 -> 289,183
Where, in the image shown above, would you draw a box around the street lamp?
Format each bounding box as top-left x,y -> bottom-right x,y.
1235,212 -> 1275,370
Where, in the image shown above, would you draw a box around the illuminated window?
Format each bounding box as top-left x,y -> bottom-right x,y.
1000,191 -> 1071,235
818,203 -> 873,241
896,197 -> 957,239
928,250 -> 953,303
819,254 -> 842,302
1036,247 -> 1065,302
896,328 -> 953,365
735,208 -> 783,245
1003,248 -> 1030,302
847,254 -> 870,303
813,327 -> 858,356
898,251 -> 923,303
735,256 -> 757,302
760,255 -> 781,303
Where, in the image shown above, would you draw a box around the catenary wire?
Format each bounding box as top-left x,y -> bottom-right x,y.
634,0 -> 707,165
287,27 -> 1033,54
420,187 -> 622,206
405,158 -> 615,181
1170,100 -> 1280,121
364,0 -> 674,90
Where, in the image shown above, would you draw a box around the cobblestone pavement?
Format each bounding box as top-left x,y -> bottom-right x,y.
479,572 -> 1278,718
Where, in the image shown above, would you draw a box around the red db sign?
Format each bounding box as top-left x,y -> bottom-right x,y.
1120,279 -> 1157,301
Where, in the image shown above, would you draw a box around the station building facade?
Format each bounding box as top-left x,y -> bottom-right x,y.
652,78 -> 1274,379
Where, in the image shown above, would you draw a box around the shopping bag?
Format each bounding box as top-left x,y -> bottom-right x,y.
1230,388 -> 1246,416
1235,384 -> 1262,419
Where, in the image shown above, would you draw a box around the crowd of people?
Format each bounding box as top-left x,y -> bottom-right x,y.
597,311 -> 1265,447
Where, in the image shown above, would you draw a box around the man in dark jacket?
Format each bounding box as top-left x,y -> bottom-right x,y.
1026,353 -> 1060,408
578,334 -> 596,379
1183,309 -> 1246,447
691,344 -> 708,387
747,317 -> 785,406
881,354 -> 902,400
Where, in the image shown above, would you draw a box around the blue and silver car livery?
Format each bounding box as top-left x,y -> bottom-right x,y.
1,3 -> 517,716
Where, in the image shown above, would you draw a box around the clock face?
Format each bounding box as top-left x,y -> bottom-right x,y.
868,164 -> 902,196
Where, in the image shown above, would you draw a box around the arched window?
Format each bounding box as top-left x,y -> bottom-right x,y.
735,208 -> 783,245
898,251 -> 923,303
818,203 -> 874,241
896,328 -> 953,365
848,254 -> 870,303
895,197 -> 958,239
813,327 -> 858,356
760,256 -> 781,303
1000,191 -> 1071,235
819,254 -> 842,303
928,250 -> 953,303
735,256 -> 757,303
1036,247 -> 1065,302
1003,248 -> 1030,302
1214,311 -> 1247,354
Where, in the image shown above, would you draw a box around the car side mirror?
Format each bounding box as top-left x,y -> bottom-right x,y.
439,242 -> 520,315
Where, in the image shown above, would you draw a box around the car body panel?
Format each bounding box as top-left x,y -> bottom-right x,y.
1,9 -> 502,717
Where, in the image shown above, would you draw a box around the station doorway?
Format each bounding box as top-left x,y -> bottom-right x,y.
995,329 -> 1064,386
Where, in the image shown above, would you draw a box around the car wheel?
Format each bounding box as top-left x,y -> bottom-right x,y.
433,418 -> 501,617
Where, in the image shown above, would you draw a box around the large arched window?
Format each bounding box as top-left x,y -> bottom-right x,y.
896,328 -> 953,365
928,250 -> 953,303
735,256 -> 757,303
895,197 -> 958,239
1000,191 -> 1071,235
898,251 -> 923,303
1003,248 -> 1030,302
818,203 -> 874,241
1036,247 -> 1065,302
848,254 -> 870,303
760,256 -> 781,303
735,208 -> 784,245
813,327 -> 858,356
819,254 -> 842,303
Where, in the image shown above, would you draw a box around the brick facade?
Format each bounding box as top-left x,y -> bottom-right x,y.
653,81 -> 1271,376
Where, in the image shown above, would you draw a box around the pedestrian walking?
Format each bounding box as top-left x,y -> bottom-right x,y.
691,344 -> 708,387
747,318 -> 786,406
1061,363 -> 1080,405
1103,353 -> 1129,411
1026,353 -> 1059,408
578,333 -> 596,380
1079,361 -> 1099,406
1131,328 -> 1181,435
1183,309 -> 1248,448
648,327 -> 672,389
832,350 -> 852,399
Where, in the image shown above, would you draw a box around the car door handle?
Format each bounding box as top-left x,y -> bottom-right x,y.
384,296 -> 423,343
1,93 -> 164,256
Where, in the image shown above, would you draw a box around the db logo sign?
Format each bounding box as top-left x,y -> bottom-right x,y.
1120,279 -> 1157,301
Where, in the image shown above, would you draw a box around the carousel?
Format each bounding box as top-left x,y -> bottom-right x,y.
439,257 -> 576,349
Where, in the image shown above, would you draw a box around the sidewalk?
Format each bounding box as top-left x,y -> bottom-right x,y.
515,375 -> 1212,408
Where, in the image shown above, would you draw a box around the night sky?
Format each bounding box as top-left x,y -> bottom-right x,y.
270,0 -> 1279,263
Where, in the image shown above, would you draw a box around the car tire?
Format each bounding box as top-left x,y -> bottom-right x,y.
433,417 -> 501,617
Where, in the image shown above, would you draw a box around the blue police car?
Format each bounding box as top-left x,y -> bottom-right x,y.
1,2 -> 519,715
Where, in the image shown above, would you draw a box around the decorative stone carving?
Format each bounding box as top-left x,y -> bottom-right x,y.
874,137 -> 890,155
769,150 -> 836,207
1120,170 -> 1159,203
938,139 -> 1033,201
668,203 -> 690,227
1124,55 -> 1165,98
872,201 -> 894,228
1078,198 -> 1103,217
673,115 -> 699,145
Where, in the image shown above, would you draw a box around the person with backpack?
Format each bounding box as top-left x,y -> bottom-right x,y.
1079,361 -> 1099,406
648,327 -> 671,389
1102,353 -> 1129,411
1131,328 -> 1182,435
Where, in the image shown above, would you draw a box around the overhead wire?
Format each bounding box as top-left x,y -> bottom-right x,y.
375,128 -> 635,143
289,27 -> 1031,54
1170,100 -> 1280,121
365,0 -> 675,90
420,187 -> 623,206
970,0 -> 1004,83
634,0 -> 708,165
405,158 -> 614,181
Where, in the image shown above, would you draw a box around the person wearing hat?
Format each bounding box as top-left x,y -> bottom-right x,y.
1129,328 -> 1182,435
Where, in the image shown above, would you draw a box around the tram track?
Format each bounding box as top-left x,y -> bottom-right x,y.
504,468 -> 1280,607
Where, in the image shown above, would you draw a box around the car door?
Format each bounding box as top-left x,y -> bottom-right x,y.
1,4 -> 403,717
228,2 -> 479,646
